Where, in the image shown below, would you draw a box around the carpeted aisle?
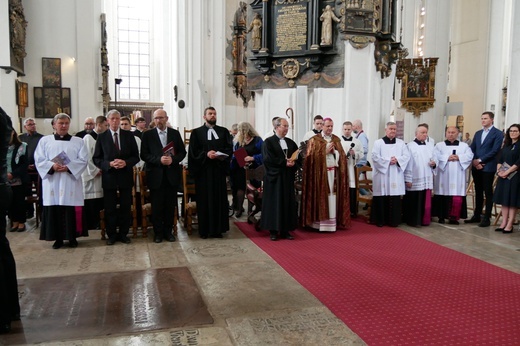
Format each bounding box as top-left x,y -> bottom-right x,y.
236,220 -> 520,345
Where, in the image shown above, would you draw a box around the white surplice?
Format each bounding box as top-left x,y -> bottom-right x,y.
35,135 -> 88,206
404,141 -> 435,191
82,133 -> 103,199
372,138 -> 410,196
341,137 -> 364,188
433,141 -> 473,196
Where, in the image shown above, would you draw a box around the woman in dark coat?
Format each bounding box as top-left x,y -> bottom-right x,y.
493,123 -> 520,234
230,122 -> 263,217
7,130 -> 29,232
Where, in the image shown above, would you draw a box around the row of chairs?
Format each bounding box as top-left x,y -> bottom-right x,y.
99,166 -> 197,239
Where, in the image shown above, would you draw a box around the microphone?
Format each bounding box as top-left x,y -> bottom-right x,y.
346,143 -> 355,158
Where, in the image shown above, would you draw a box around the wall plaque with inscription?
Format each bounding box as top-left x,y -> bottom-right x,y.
274,2 -> 310,54
248,0 -> 344,89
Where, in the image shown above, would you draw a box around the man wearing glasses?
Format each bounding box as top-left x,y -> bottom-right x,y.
75,117 -> 96,139
19,118 -> 43,219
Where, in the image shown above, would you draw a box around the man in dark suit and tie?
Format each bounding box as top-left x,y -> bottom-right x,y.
141,109 -> 186,243
465,111 -> 503,227
93,110 -> 140,245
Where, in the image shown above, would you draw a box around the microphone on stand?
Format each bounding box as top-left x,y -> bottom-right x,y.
346,143 -> 355,159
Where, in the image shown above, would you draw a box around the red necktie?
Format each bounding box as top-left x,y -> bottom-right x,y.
114,132 -> 120,151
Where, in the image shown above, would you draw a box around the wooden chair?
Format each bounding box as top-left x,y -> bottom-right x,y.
245,165 -> 264,230
183,127 -> 192,146
25,173 -> 41,228
139,170 -> 179,237
100,167 -> 140,239
182,167 -> 197,234
355,166 -> 373,216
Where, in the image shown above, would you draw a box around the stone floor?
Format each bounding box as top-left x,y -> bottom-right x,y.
2,209 -> 519,346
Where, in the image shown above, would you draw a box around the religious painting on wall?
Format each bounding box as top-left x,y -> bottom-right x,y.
61,88 -> 71,117
16,80 -> 28,118
33,87 -> 44,118
42,87 -> 62,118
42,57 -> 61,88
399,57 -> 438,116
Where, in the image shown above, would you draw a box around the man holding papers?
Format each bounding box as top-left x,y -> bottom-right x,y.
35,113 -> 88,249
141,109 -> 186,243
188,107 -> 233,239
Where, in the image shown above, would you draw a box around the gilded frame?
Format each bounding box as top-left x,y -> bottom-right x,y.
400,58 -> 438,116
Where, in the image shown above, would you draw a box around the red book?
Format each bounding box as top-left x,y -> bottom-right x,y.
234,147 -> 248,167
162,141 -> 175,156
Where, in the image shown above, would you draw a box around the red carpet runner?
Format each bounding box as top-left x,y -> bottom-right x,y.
236,220 -> 520,345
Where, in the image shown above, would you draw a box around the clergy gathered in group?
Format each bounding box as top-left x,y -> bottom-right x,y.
21,107 -> 516,250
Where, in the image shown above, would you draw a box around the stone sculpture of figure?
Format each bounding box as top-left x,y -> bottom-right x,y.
247,13 -> 262,51
320,5 -> 340,46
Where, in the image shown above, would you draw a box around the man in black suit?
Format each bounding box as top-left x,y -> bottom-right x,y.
141,109 -> 186,243
188,107 -> 233,239
93,110 -> 139,245
75,117 -> 96,139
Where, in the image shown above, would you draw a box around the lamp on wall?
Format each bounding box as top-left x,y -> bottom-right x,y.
114,78 -> 123,109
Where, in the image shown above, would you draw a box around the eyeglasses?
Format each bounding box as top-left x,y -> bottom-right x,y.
509,130 -> 519,133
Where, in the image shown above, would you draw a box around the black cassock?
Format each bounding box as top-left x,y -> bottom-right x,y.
188,124 -> 233,237
260,135 -> 301,234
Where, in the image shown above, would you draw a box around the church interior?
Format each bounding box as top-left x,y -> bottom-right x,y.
1,0 -> 520,345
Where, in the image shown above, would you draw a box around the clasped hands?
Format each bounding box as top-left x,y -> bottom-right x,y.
110,159 -> 127,169
160,155 -> 173,166
52,163 -> 69,172
472,159 -> 484,169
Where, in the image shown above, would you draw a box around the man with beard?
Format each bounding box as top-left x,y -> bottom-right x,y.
75,117 -> 96,139
141,109 -> 186,243
188,107 -> 233,239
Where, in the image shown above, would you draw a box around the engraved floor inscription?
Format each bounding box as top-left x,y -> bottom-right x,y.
0,268 -> 213,345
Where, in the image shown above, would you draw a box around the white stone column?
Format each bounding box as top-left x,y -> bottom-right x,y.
505,0 -> 520,125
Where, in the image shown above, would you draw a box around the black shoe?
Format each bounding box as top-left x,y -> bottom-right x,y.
200,234 -> 208,239
0,323 -> 11,334
495,228 -> 504,232
166,234 -> 176,242
438,218 -> 445,224
120,236 -> 131,244
106,238 -> 116,245
448,219 -> 459,225
376,223 -> 384,227
68,239 -> 78,248
270,234 -> 278,241
9,227 -> 18,232
52,240 -> 63,249
235,210 -> 242,218
17,225 -> 26,232
210,234 -> 223,238
281,234 -> 294,240
478,218 -> 491,227
503,229 -> 513,234
464,215 -> 481,224
154,237 -> 163,243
